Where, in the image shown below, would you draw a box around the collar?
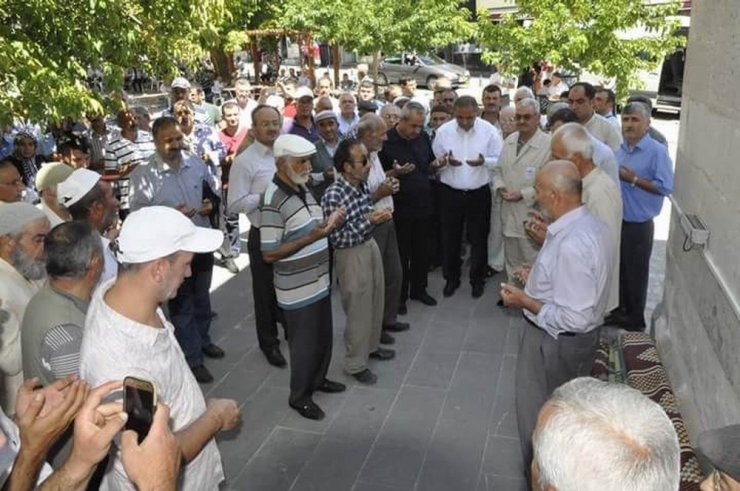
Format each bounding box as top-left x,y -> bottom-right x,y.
273,174 -> 307,199
546,206 -> 588,238
49,285 -> 89,313
582,166 -> 602,187
98,280 -> 170,348
152,151 -> 190,172
337,174 -> 367,195
517,129 -> 546,148
621,133 -> 653,153
250,140 -> 273,158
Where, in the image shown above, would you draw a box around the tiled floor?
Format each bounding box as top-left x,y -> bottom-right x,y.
205,240 -> 666,491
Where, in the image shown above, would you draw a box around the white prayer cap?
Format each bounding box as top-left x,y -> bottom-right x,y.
35,162 -> 74,191
57,169 -> 100,207
113,206 -> 222,264
273,135 -> 316,159
0,202 -> 47,236
315,110 -> 337,123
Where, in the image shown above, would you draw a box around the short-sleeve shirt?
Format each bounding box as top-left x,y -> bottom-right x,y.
260,176 -> 330,310
80,280 -> 224,490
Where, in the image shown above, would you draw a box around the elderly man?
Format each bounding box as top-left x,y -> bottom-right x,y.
260,135 -> 347,420
0,160 -> 25,203
500,160 -> 614,474
357,114 -> 407,337
432,96 -> 503,298
289,86 -> 319,142
379,103 -> 438,309
607,102 -> 674,331
322,138 -> 396,385
21,221 -> 103,385
380,104 -> 401,129
308,110 -> 339,201
0,202 -> 50,408
337,92 -> 359,135
493,98 -> 551,286
161,77 -> 208,125
58,168 -> 120,286
531,377 -> 680,491
129,116 -> 223,383
568,82 -> 622,151
229,105 -> 287,368
548,123 -> 622,312
227,78 -> 258,130
594,87 -> 619,128
35,162 -> 73,226
80,206 -> 240,490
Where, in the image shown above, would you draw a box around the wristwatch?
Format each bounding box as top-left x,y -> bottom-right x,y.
631,176 -> 638,187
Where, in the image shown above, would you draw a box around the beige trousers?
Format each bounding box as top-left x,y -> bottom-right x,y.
503,236 -> 539,283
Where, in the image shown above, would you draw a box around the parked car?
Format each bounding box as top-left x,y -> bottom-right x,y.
376,53 -> 470,88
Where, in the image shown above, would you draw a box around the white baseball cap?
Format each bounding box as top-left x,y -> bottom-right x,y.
114,206 -> 223,263
171,77 -> 191,89
294,86 -> 314,100
58,168 -> 101,207
274,134 -> 316,158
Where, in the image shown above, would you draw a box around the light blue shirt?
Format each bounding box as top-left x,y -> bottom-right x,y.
524,206 -> 614,338
616,133 -> 674,222
591,135 -> 619,185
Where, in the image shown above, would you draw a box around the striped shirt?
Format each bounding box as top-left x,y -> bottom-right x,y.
260,176 -> 330,310
321,175 -> 374,249
104,131 -> 155,210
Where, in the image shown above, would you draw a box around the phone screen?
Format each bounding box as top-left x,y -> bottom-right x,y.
124,382 -> 155,443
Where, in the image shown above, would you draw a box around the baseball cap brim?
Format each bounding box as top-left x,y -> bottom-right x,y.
180,227 -> 224,255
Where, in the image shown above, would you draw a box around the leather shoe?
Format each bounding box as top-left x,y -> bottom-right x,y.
383,322 -> 410,332
369,348 -> 395,361
380,331 -> 395,345
223,257 -> 239,274
398,303 -> 407,315
263,347 -> 287,367
351,368 -> 377,385
191,364 -> 214,383
604,311 -> 630,326
202,343 -> 225,359
486,265 -> 502,278
443,280 -> 460,297
472,283 -> 485,299
497,299 -> 505,308
290,400 -> 325,420
317,379 -> 346,393
410,291 -> 437,306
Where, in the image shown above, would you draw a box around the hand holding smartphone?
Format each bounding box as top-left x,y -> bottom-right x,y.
124,377 -> 157,444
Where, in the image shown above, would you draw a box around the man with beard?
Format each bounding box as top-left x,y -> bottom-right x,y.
260,134 -> 347,420
129,117 -> 223,383
58,168 -> 120,287
0,202 -> 50,408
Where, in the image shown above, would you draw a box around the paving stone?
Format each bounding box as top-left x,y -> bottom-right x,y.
290,437 -> 372,491
278,390 -> 348,434
419,320 -> 468,354
477,473 -> 528,491
488,354 -> 519,439
405,351 -> 459,389
481,435 -> 524,479
353,481 -> 409,491
206,350 -> 272,404
463,317 -> 508,354
358,444 -> 425,489
232,427 -> 321,490
376,385 -> 446,449
325,387 -> 397,444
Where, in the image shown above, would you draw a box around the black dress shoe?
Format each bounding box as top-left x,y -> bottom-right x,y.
202,343 -> 225,359
369,347 -> 395,361
443,280 -> 460,297
351,368 -> 377,385
380,331 -> 395,345
486,265 -> 502,278
290,400 -> 325,420
383,322 -> 410,332
222,257 -> 239,274
497,299 -> 505,307
472,283 -> 485,298
604,311 -> 630,326
263,347 -> 287,367
191,364 -> 214,383
317,379 -> 346,393
398,303 -> 407,315
410,291 -> 437,306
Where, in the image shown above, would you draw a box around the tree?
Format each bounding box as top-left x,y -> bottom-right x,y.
476,0 -> 686,98
0,0 -> 232,125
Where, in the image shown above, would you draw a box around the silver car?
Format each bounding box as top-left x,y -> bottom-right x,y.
377,53 -> 470,88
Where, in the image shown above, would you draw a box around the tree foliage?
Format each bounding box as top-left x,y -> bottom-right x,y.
476,0 -> 686,98
0,0 -> 233,124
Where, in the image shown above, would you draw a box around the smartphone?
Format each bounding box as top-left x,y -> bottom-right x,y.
123,377 -> 157,444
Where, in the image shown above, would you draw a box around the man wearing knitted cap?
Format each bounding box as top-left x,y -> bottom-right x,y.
80,206 -> 240,490
58,168 -> 119,287
261,134 -> 347,420
0,202 -> 50,408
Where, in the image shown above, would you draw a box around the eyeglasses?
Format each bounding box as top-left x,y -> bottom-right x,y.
349,158 -> 368,166
515,114 -> 535,121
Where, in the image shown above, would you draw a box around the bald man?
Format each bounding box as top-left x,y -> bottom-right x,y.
500,160 -> 615,479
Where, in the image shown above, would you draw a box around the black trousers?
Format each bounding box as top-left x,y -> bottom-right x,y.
515,318 -> 598,482
619,219 -> 654,330
247,226 -> 282,351
283,296 -> 333,406
169,252 -> 214,367
428,179 -> 443,267
439,184 -> 491,286
394,213 -> 431,300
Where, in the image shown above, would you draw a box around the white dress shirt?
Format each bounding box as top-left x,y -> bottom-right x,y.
432,118 -> 503,190
336,113 -> 359,136
228,141 -> 275,226
524,206 -> 614,338
366,151 -> 393,211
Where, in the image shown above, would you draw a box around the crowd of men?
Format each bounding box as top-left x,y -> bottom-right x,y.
0,68 -> 736,491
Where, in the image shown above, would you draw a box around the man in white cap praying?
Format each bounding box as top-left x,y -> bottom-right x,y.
0,202 -> 50,408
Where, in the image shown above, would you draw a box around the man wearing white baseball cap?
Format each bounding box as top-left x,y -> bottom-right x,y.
58,167 -> 119,286
288,86 -> 320,142
80,206 -> 240,490
159,76 -> 208,126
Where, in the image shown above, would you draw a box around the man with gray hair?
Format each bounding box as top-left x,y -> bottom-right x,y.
531,377 -> 680,491
500,161 -> 614,475
493,98 -> 551,287
21,221 -> 103,385
514,86 -> 535,104
0,202 -> 50,408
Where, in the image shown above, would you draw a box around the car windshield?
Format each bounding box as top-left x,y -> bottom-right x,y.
417,54 -> 445,65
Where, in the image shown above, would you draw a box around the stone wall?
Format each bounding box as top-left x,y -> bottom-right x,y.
655,1 -> 740,437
